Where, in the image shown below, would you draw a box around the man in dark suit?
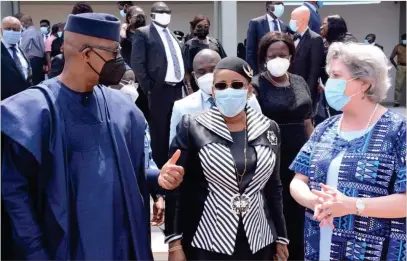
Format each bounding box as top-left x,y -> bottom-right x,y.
303,1 -> 322,34
131,1 -> 185,169
246,1 -> 290,74
1,16 -> 32,100
289,6 -> 324,111
365,33 -> 384,51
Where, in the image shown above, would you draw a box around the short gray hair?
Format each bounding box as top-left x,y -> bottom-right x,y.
326,42 -> 391,103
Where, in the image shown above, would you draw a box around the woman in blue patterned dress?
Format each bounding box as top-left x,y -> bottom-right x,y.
289,42 -> 406,261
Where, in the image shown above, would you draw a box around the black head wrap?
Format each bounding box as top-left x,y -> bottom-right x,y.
214,56 -> 253,81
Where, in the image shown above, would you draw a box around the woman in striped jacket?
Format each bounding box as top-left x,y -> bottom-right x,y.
163,57 -> 289,261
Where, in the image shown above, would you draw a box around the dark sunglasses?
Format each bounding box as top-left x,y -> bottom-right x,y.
213,81 -> 246,90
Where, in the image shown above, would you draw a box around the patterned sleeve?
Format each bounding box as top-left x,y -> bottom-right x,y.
393,122 -> 406,194
289,122 -> 324,177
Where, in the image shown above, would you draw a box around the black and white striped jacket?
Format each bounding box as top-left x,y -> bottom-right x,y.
165,106 -> 288,255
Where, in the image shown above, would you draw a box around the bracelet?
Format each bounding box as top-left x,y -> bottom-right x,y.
169,245 -> 183,252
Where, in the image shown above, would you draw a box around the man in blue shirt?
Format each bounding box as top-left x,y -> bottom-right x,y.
303,1 -> 323,34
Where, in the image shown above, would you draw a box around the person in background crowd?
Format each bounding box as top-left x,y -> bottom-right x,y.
237,39 -> 246,60
165,56 -> 289,261
51,23 -> 65,58
48,32 -> 64,78
174,30 -> 185,41
45,23 -> 61,71
315,15 -> 357,124
288,6 -> 324,112
390,33 -> 406,107
20,15 -> 46,85
252,31 -> 313,260
71,1 -> 93,14
290,42 -> 406,261
184,26 -> 194,43
132,1 -> 185,169
365,33 -> 383,50
121,5 -> 146,65
40,19 -> 51,41
2,12 -> 183,260
120,6 -> 150,120
183,15 -> 227,92
118,1 -> 134,38
246,1 -> 289,74
13,12 -> 26,22
169,49 -> 262,145
303,1 -> 322,34
1,16 -> 32,100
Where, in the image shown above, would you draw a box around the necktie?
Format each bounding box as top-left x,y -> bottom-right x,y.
272,19 -> 279,31
10,46 -> 25,78
293,33 -> 302,41
208,97 -> 215,108
163,28 -> 181,80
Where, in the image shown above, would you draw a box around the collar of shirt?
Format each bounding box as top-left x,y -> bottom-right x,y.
153,22 -> 169,34
300,27 -> 309,37
266,13 -> 279,24
303,2 -> 317,13
200,90 -> 212,103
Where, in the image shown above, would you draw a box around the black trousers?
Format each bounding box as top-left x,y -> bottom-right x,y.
30,57 -> 45,85
148,82 -> 183,168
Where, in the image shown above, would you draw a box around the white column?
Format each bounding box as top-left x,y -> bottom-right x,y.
215,0 -> 238,57
1,1 -> 20,19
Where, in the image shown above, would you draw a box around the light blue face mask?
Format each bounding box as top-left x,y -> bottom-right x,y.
57,31 -> 63,38
402,40 -> 406,45
2,30 -> 21,45
214,88 -> 248,118
40,26 -> 49,35
120,9 -> 126,18
325,78 -> 362,111
289,19 -> 298,32
316,1 -> 324,8
273,4 -> 284,18
364,39 -> 370,44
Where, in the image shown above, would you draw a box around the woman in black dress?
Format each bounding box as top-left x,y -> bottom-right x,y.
183,15 -> 227,92
165,57 -> 288,261
251,32 -> 313,261
119,6 -> 149,120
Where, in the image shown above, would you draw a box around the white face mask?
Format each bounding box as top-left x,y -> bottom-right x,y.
152,13 -> 171,26
266,57 -> 290,77
196,73 -> 214,95
120,81 -> 139,103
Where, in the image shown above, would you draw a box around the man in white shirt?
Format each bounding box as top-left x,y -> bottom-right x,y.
169,49 -> 262,145
131,1 -> 185,168
246,1 -> 291,74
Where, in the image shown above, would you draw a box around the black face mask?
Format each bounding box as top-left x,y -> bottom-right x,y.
195,27 -> 209,40
87,50 -> 126,86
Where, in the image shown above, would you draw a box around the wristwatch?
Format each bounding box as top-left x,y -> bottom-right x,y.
356,198 -> 365,216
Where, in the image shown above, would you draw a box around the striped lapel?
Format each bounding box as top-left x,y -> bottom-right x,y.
246,106 -> 270,142
195,106 -> 233,142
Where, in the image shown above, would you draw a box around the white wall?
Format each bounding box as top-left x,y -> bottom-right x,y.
237,1 -> 401,102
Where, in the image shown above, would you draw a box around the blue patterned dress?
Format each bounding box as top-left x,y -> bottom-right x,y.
290,110 -> 406,261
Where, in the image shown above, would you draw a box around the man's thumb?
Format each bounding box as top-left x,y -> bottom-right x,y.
168,149 -> 181,165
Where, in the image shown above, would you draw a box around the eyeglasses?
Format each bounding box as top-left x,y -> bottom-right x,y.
80,44 -> 121,58
213,81 -> 246,90
155,10 -> 171,14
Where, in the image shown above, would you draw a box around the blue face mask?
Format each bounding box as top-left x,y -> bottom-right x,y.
316,1 -> 324,8
57,31 -> 63,38
2,30 -> 21,45
120,9 -> 126,18
289,19 -> 298,32
324,78 -> 362,111
214,88 -> 248,118
402,40 -> 406,45
273,4 -> 284,18
40,26 -> 49,35
364,39 -> 370,44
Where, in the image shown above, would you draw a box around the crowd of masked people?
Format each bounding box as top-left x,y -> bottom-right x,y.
1,1 -> 406,261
